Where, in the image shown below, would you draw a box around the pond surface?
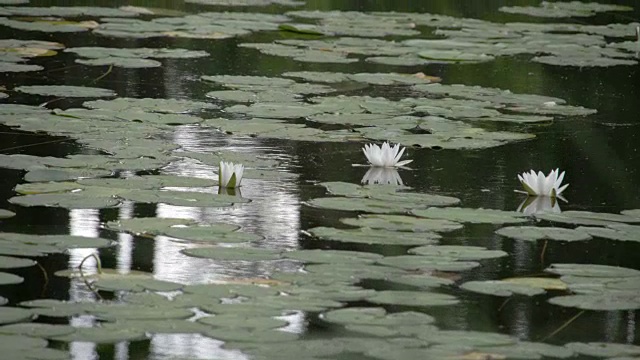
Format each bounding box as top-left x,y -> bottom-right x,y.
0,0 -> 639,359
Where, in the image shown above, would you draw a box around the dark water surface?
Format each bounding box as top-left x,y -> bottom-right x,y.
1,0 -> 639,359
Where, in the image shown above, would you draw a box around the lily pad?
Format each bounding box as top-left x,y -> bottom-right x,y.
163,225 -> 261,244
23,168 -> 112,183
306,226 -> 441,246
0,272 -> 24,285
105,217 -> 193,236
549,294 -> 640,310
576,224 -> 640,242
376,255 -> 480,272
412,207 -> 528,224
83,97 -> 217,114
496,226 -> 592,242
14,85 -> 116,98
565,342 -> 640,357
0,209 -> 14,219
321,307 -> 435,326
198,314 -> 288,330
0,323 -> 75,338
545,263 -> 640,278
181,246 -> 282,261
52,325 -> 146,343
283,249 -> 382,264
408,245 -> 507,260
117,190 -> 242,207
0,255 -> 35,269
9,193 -> 119,209
367,290 -> 458,307
341,214 -> 463,232
76,57 -> 162,68
0,307 -> 33,324
461,280 -> 547,297
500,2 -> 633,18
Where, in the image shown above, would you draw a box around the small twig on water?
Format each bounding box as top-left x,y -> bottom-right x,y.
540,239 -> 549,266
0,138 -> 70,153
93,65 -> 113,83
498,297 -> 511,312
78,253 -> 103,300
540,310 -> 585,342
35,261 -> 49,297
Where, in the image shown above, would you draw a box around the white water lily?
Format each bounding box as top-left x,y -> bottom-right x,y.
517,196 -> 561,216
517,168 -> 568,198
361,167 -> 403,186
219,161 -> 244,189
362,142 -> 412,168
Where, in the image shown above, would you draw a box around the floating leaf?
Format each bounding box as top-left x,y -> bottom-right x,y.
105,217 -> 193,236
0,272 -> 23,285
14,85 -> 116,98
367,290 -> 458,307
83,97 -> 217,113
545,263 -> 640,278
181,246 -> 282,261
283,249 -> 382,264
461,280 -> 547,297
198,314 -> 288,330
0,255 -> 35,269
496,226 -> 591,242
321,307 -> 435,326
341,214 -> 463,232
0,323 -> 75,338
576,224 -> 640,242
0,209 -> 14,219
412,207 -> 528,224
306,226 -> 441,246
9,193 -> 119,209
409,245 -> 507,260
0,307 -> 33,324
377,255 -> 480,272
565,342 -> 640,358
549,294 -> 640,310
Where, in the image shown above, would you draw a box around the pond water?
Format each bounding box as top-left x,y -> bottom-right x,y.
0,0 -> 639,359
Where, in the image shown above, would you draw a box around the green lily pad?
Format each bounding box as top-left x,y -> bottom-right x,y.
83,97 -> 217,114
0,333 -> 47,350
367,290 -> 458,307
23,168 -> 112,183
14,85 -> 116,98
384,273 -> 454,289
412,207 -> 528,224
484,341 -> 574,359
341,214 -> 463,232
500,2 -> 633,18
306,226 -> 441,246
198,314 -> 288,330
9,193 -> 119,209
461,280 -> 547,297
545,263 -> 640,278
321,307 -> 435,326
0,272 -> 23,285
0,63 -> 43,72
283,249 -> 383,264
163,225 -> 261,244
117,190 -> 241,207
376,255 -> 480,272
183,283 -> 280,299
535,210 -> 640,226
549,294 -> 640,310
76,57 -> 162,68
105,217 -> 194,236
576,224 -> 640,242
203,328 -> 298,343
54,268 -> 183,292
565,342 -> 640,357
0,307 -> 33,324
0,323 -> 76,338
496,226 -> 592,242
181,246 -> 282,261
0,255 -> 35,269
0,209 -> 14,219
409,245 -> 507,260
52,324 -> 146,343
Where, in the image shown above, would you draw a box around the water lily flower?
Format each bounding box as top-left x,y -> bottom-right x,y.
361,167 -> 403,186
517,168 -> 568,198
219,161 -> 244,189
517,196 -> 561,216
362,142 -> 412,168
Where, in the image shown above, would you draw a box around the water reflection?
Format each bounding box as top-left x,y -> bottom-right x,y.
361,167 -> 404,185
516,196 -> 562,215
150,334 -> 247,360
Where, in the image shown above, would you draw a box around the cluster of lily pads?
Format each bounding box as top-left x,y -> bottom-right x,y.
0,1 -> 638,359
